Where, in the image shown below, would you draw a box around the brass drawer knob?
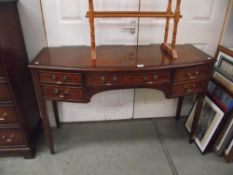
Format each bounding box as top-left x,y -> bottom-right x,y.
51,75 -> 56,80
54,89 -> 59,95
186,73 -> 197,79
153,75 -> 158,80
144,76 -> 148,81
113,77 -> 118,82
100,76 -> 106,82
186,89 -> 192,93
63,76 -> 67,81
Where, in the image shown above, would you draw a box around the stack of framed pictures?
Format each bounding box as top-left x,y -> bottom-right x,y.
185,46 -> 233,154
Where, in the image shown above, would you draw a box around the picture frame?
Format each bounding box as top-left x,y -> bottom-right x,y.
215,56 -> 233,82
213,71 -> 233,94
185,96 -> 225,153
207,80 -> 233,113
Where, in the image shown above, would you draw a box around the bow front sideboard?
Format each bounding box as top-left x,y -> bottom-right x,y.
29,44 -> 215,154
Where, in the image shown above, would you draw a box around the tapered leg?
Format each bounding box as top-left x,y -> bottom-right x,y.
52,101 -> 60,128
190,92 -> 205,143
31,70 -> 55,154
175,96 -> 184,121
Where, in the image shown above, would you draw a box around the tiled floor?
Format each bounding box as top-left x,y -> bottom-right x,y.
0,118 -> 232,175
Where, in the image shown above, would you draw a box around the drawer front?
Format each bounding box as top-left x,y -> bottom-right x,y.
175,66 -> 208,81
0,64 -> 4,77
87,72 -> 170,86
0,106 -> 18,124
172,80 -> 205,96
42,85 -> 85,102
0,128 -> 25,146
0,83 -> 11,101
39,71 -> 82,85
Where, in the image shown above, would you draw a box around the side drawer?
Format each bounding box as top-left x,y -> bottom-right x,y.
39,71 -> 82,85
87,71 -> 170,86
0,128 -> 25,146
175,66 -> 208,82
42,85 -> 85,102
0,106 -> 18,124
172,80 -> 205,97
0,82 -> 11,101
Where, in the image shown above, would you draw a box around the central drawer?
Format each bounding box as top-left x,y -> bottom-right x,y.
87,71 -> 170,86
42,85 -> 85,102
0,128 -> 25,146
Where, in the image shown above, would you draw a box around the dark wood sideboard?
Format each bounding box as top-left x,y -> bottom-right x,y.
0,0 -> 40,158
29,44 -> 215,154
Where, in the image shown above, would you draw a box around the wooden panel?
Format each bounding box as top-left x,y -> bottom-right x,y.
39,71 -> 82,85
0,63 -> 4,77
42,85 -> 85,102
172,80 -> 205,96
0,83 -> 11,101
174,66 -> 208,82
0,128 -> 25,146
0,106 -> 18,124
87,71 -> 170,86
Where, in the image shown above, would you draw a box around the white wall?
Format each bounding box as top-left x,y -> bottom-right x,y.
223,2 -> 233,48
17,0 -> 228,126
17,0 -> 46,61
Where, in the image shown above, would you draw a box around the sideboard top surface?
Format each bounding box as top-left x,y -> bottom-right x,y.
29,44 -> 215,71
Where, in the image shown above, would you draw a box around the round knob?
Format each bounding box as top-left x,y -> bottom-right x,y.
153,75 -> 158,80
144,76 -> 148,81
101,76 -> 106,82
63,76 -> 67,81
51,75 -> 56,80
113,77 -> 118,82
54,89 -> 59,95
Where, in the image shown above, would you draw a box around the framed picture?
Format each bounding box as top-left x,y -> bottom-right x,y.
215,56 -> 233,82
213,72 -> 233,94
185,96 -> 225,153
207,80 -> 233,112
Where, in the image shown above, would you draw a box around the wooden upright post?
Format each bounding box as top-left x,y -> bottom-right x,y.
171,0 -> 181,49
164,0 -> 172,44
88,0 -> 96,61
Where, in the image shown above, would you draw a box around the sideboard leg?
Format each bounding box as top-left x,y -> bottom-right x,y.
190,93 -> 205,143
175,96 -> 184,121
52,101 -> 60,128
31,70 -> 55,154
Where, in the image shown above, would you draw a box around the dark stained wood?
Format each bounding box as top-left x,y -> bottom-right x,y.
29,44 -> 214,154
0,1 -> 40,158
175,96 -> 184,121
52,101 -> 60,129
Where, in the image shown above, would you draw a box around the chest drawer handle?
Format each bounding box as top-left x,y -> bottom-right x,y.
1,134 -> 15,142
0,112 -> 7,121
186,73 -> 198,79
59,91 -> 69,98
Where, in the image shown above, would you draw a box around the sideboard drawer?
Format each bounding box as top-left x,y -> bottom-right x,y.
172,80 -> 205,96
87,71 -> 170,86
42,85 -> 85,102
0,106 -> 18,124
0,128 -> 25,146
0,83 -> 11,101
175,66 -> 208,82
39,71 -> 82,85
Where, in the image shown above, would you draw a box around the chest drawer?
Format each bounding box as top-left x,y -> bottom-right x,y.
87,71 -> 170,86
0,83 -> 11,101
175,66 -> 208,82
0,128 -> 25,146
0,106 -> 18,124
39,71 -> 82,85
172,80 -> 205,97
42,85 -> 85,102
